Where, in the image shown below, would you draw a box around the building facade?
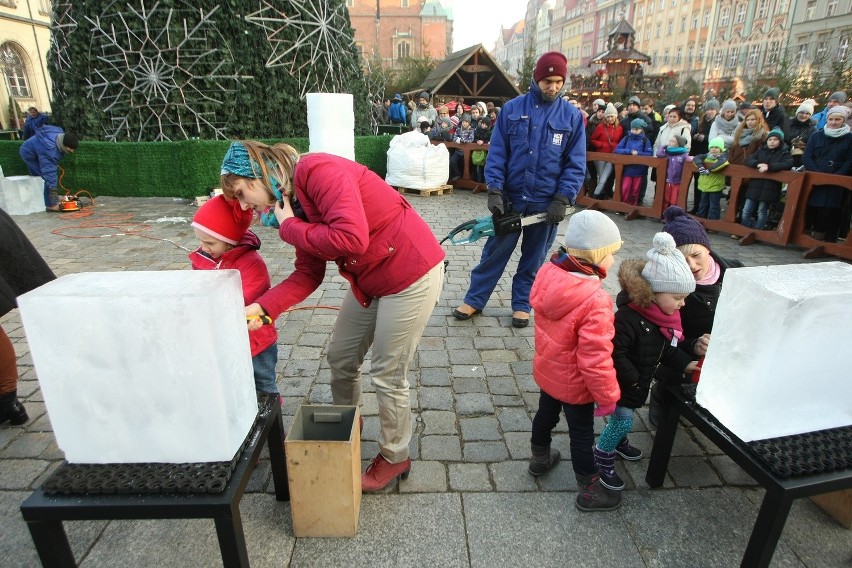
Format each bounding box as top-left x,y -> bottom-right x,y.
0,0 -> 52,132
493,19 -> 526,80
346,0 -> 452,68
789,0 -> 852,82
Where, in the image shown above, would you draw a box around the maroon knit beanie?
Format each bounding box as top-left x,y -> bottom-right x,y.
192,195 -> 253,245
533,52 -> 568,83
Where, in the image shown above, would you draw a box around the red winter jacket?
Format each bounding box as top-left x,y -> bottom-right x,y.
529,262 -> 621,406
189,231 -> 277,357
256,153 -> 445,317
589,121 -> 623,153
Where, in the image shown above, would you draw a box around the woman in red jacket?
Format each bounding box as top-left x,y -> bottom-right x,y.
589,103 -> 624,198
221,141 -> 445,492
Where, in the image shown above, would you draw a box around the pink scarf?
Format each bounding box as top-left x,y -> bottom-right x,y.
696,256 -> 721,286
628,301 -> 684,343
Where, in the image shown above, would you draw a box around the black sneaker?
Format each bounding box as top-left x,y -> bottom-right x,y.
615,438 -> 643,461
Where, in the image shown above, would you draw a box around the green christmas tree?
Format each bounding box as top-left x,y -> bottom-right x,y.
48,0 -> 370,141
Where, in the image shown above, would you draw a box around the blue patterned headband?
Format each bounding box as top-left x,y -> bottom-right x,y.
220,141 -> 282,202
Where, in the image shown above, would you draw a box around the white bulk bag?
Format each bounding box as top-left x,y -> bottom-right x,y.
385,131 -> 449,189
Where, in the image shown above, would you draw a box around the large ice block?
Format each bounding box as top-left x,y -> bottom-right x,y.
696,262 -> 852,442
17,270 -> 258,463
0,175 -> 44,215
307,93 -> 355,161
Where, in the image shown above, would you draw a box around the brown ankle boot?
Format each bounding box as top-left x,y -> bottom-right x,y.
0,391 -> 28,426
528,443 -> 560,476
575,472 -> 621,512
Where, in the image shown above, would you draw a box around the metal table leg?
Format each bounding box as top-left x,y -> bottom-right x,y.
215,506 -> 250,568
25,519 -> 75,567
740,489 -> 794,568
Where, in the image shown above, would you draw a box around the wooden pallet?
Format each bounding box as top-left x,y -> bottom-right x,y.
396,184 -> 453,196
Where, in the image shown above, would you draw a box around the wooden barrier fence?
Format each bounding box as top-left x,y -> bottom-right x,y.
428,145 -> 851,261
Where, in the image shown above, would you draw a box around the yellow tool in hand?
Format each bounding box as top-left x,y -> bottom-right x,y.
247,315 -> 273,325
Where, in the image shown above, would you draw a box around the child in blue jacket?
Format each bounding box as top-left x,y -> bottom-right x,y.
615,119 -> 653,205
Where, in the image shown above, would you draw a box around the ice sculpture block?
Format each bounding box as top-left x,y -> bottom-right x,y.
0,176 -> 45,215
17,270 -> 258,463
307,93 -> 355,161
696,262 -> 852,442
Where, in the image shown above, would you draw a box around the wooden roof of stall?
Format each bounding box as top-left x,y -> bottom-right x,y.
408,44 -> 521,104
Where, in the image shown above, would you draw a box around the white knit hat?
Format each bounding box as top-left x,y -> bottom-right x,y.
604,103 -> 618,117
641,232 -> 696,294
796,100 -> 815,115
564,210 -> 623,265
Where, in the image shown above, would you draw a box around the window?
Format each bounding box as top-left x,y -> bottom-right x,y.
699,45 -> 705,63
838,36 -> 849,60
806,0 -> 816,20
659,0 -> 665,11
720,7 -> 729,27
796,44 -> 808,65
656,23 -> 662,37
1,43 -> 31,98
645,28 -> 651,40
649,1 -> 654,13
680,19 -> 686,32
668,20 -> 673,34
687,45 -> 694,62
728,46 -> 739,68
396,41 -> 410,59
777,0 -> 789,14
826,0 -> 838,16
401,0 -> 408,7
692,14 -> 699,29
815,40 -> 828,62
664,48 -> 670,64
676,47 -> 682,64
757,0 -> 768,18
639,5 -> 644,17
713,48 -> 723,68
346,0 -> 354,7
735,4 -> 746,23
672,0 -> 677,6
748,44 -> 760,66
704,10 -> 711,27
39,0 -> 50,14
767,41 -> 779,64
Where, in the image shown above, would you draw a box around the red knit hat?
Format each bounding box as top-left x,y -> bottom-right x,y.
533,51 -> 568,83
192,195 -> 253,245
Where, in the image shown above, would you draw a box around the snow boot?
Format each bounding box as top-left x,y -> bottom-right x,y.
575,472 -> 622,512
615,437 -> 643,460
0,391 -> 28,426
594,445 -> 624,490
528,443 -> 560,476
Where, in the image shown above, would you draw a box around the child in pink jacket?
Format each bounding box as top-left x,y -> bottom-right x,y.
528,210 -> 623,512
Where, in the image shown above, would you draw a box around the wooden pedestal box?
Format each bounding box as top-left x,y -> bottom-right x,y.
811,490 -> 852,529
285,405 -> 361,537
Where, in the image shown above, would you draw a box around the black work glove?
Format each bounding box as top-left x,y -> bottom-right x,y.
487,190 -> 505,216
545,195 -> 570,225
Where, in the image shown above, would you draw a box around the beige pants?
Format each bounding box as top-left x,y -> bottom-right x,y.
327,262 -> 444,463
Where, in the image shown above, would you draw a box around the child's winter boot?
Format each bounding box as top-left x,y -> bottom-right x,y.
575,472 -> 621,512
528,443 -> 560,476
0,391 -> 28,426
615,437 -> 643,460
593,445 -> 624,490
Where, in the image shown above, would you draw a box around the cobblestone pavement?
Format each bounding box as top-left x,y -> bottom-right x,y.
1,194 -> 849,567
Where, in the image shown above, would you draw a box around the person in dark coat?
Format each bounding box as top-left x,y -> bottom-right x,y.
0,208 -> 56,425
22,107 -> 48,140
803,107 -> 852,242
759,88 -> 790,139
594,232 -> 698,491
742,129 -> 793,230
647,207 -> 743,427
788,100 -> 817,169
18,125 -> 79,211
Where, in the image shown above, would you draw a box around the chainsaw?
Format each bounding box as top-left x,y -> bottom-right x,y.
441,212 -> 549,245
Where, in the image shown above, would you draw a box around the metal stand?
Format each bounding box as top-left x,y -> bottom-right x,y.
20,394 -> 289,568
646,384 -> 852,568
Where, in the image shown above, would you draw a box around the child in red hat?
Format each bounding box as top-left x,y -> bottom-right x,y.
190,195 -> 279,395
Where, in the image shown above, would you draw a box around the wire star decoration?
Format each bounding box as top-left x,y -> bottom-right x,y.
50,2 -> 77,74
245,0 -> 360,97
84,0 -> 247,141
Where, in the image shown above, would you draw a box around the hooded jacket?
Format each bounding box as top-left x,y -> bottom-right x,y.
529,261 -> 621,406
189,230 -> 277,357
484,80 -> 586,207
256,153 -> 445,317
613,259 -> 694,408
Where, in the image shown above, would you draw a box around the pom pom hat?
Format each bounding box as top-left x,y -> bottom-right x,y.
604,103 -> 618,117
533,51 -> 568,82
642,233 -> 697,294
662,206 -> 712,250
563,210 -> 623,265
192,195 -> 253,246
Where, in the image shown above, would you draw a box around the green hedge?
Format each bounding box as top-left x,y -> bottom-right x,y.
1,136 -> 391,198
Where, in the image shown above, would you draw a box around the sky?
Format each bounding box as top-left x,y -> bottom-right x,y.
449,0 -> 528,53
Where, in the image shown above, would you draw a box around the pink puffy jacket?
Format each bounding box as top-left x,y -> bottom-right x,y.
530,262 -> 621,406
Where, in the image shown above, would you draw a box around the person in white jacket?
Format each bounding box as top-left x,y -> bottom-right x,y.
653,107 -> 692,156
